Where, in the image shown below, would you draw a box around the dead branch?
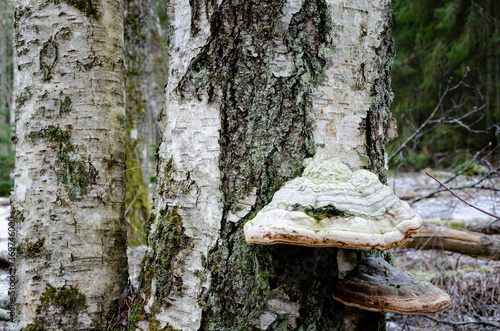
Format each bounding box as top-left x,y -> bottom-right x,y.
402,224 -> 500,260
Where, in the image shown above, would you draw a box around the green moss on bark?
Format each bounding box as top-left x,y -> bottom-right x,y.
16,237 -> 45,258
132,205 -> 192,322
37,284 -> 86,314
365,11 -> 395,185
23,284 -> 87,330
21,324 -> 43,331
63,0 -> 98,19
124,155 -> 150,246
31,125 -> 98,200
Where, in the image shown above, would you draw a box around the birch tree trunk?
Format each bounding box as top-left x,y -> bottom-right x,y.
0,0 -> 7,117
11,0 -> 128,329
134,0 -> 394,329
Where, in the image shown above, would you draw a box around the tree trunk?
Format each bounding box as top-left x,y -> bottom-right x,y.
11,0 -> 128,329
0,0 -> 7,116
134,0 -> 394,330
402,224 -> 500,260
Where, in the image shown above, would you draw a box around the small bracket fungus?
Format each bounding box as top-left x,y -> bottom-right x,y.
244,160 -> 422,250
331,256 -> 452,314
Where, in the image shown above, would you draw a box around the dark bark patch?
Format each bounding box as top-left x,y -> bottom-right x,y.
202,219 -> 350,330
189,0 -> 201,37
177,0 -> 333,212
62,0 -> 99,19
39,38 -> 58,82
134,206 -> 192,317
365,16 -> 395,185
59,94 -> 72,113
22,284 -> 87,330
30,126 -> 99,200
15,87 -> 32,107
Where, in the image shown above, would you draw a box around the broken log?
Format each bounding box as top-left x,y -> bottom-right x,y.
402,224 -> 500,260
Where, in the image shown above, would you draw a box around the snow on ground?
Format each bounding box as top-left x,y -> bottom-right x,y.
388,170 -> 499,226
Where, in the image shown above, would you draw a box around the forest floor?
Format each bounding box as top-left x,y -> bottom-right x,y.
386,170 -> 500,331
0,170 -> 499,330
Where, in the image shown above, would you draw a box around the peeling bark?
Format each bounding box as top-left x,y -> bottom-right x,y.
11,0 -> 128,329
135,0 -> 394,330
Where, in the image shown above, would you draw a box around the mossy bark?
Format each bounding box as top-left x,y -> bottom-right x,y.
11,0 -> 128,329
135,0 -> 393,330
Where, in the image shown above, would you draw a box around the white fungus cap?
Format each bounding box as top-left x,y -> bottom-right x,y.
244,160 -> 422,250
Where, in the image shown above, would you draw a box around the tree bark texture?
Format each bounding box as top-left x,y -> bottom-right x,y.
0,0 -> 7,115
134,0 -> 394,330
0,0 -> 13,123
11,0 -> 128,329
402,224 -> 500,260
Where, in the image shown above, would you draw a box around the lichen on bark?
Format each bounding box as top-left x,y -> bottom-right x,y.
22,284 -> 88,330
138,0 -> 394,328
134,205 -> 192,317
364,11 -> 395,185
31,125 -> 98,200
177,0 -> 332,211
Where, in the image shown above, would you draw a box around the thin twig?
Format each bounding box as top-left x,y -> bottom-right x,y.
426,172 -> 500,220
124,187 -> 142,218
389,68 -> 472,162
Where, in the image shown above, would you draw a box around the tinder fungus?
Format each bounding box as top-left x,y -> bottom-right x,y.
331,256 -> 452,314
244,160 -> 422,250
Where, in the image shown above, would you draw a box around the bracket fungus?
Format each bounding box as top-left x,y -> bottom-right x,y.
244,160 -> 422,250
331,256 -> 452,314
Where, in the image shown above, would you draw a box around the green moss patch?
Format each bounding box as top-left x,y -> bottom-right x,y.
132,205 -> 192,323
303,205 -> 349,221
427,219 -> 467,229
24,284 -> 87,329
16,237 -> 45,258
63,0 -> 98,19
124,156 -> 150,246
21,324 -> 43,331
37,284 -> 86,314
32,125 -> 98,200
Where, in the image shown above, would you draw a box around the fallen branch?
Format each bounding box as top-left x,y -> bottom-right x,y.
403,224 -> 500,260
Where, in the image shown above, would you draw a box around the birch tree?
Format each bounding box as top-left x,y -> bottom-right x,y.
133,0 -> 394,329
11,0 -> 128,329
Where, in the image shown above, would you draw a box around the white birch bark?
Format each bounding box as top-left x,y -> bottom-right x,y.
136,0 -> 393,329
11,0 -> 128,329
312,0 -> 392,169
